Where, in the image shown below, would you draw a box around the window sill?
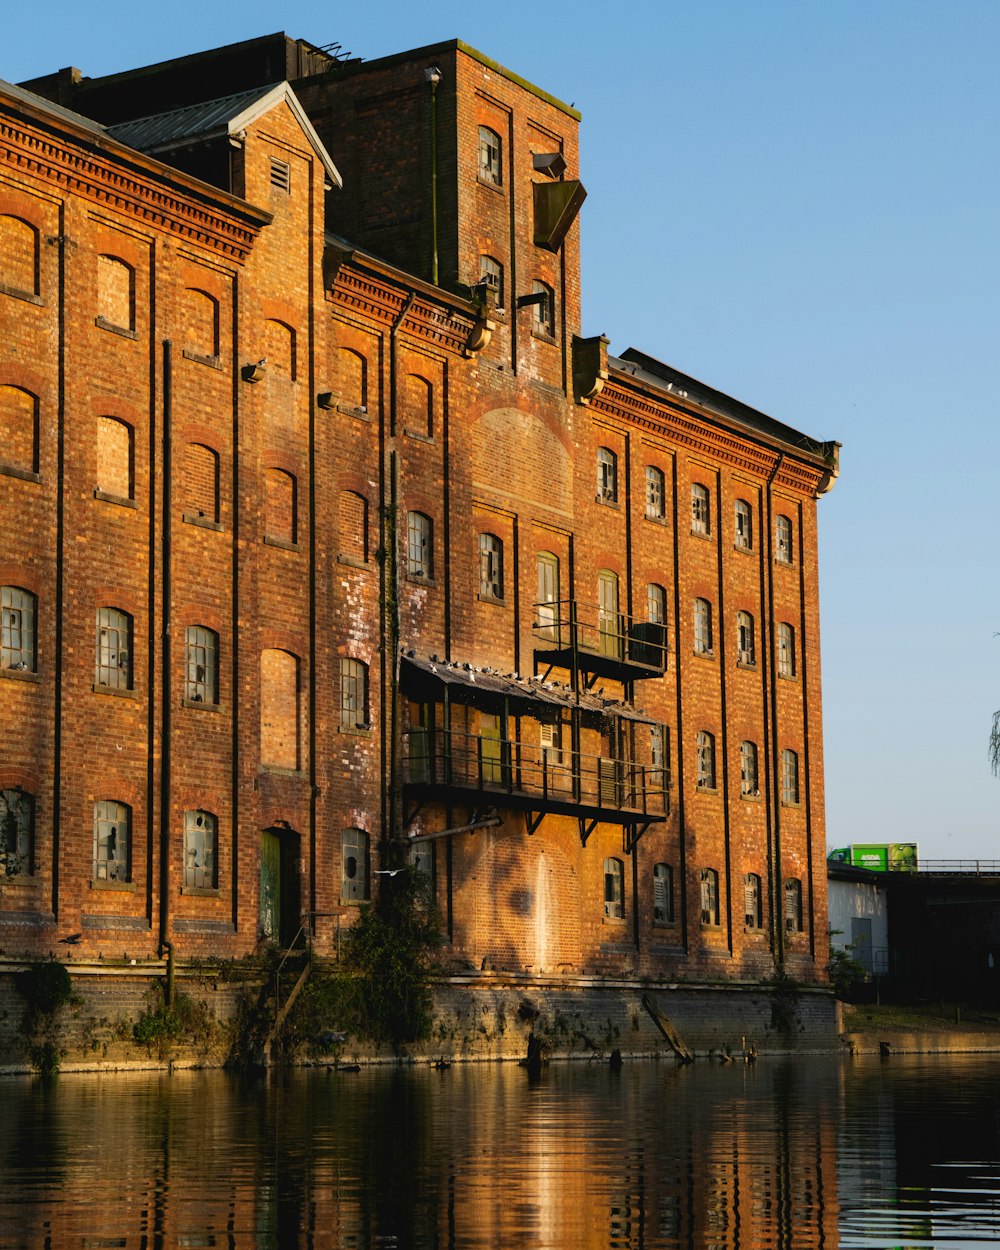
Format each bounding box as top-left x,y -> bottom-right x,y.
602,914 -> 626,926
644,514 -> 669,526
531,329 -> 557,345
182,512 -> 223,531
477,592 -> 507,606
476,176 -> 504,194
92,683 -> 136,699
340,896 -> 368,907
0,462 -> 41,484
180,885 -> 221,897
407,572 -> 437,587
336,404 -> 371,422
734,543 -> 754,556
696,785 -> 719,796
595,495 -> 619,508
181,698 -> 220,712
337,554 -> 370,570
0,283 -> 42,305
652,920 -> 676,930
690,529 -> 712,541
338,725 -> 371,737
0,874 -> 39,889
741,791 -> 762,802
94,489 -> 137,509
778,672 -> 798,682
744,925 -> 766,935
782,800 -> 801,809
257,765 -> 305,778
263,535 -> 299,552
775,558 -> 794,568
403,428 -> 435,444
90,878 -> 138,891
693,649 -> 715,660
95,316 -> 137,340
0,667 -> 40,683
182,349 -> 222,370
737,659 -> 757,671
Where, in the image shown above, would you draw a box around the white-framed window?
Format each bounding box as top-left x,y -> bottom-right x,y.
597,570 -> 621,659
340,658 -> 369,730
776,514 -> 794,564
185,625 -> 218,704
0,788 -> 33,876
479,254 -> 503,306
696,730 -> 716,790
183,810 -> 217,889
647,583 -> 666,626
342,826 -> 370,901
650,723 -> 670,798
691,483 -> 710,535
407,511 -> 433,578
737,610 -> 756,666
700,867 -> 719,926
536,551 -> 560,641
693,598 -> 713,655
781,748 -> 800,805
646,466 -> 666,519
479,532 -> 504,599
653,862 -> 674,924
1,586 -> 35,671
740,740 -> 759,797
778,622 -> 796,678
478,126 -> 502,185
744,872 -> 763,929
540,719 -> 564,772
596,447 -> 617,503
735,498 -> 753,550
604,856 -> 625,920
93,799 -> 130,882
532,280 -> 554,338
784,877 -> 804,932
96,607 -> 132,690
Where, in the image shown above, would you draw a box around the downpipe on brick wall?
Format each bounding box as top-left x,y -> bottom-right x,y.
159,339 -> 173,964
765,452 -> 785,969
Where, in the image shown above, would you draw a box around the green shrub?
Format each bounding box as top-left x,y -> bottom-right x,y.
16,962 -> 72,1014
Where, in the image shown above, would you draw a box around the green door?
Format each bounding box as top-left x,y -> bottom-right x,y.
260,830 -> 281,941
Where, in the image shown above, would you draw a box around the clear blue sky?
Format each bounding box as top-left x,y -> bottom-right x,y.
8,1 -> 1000,859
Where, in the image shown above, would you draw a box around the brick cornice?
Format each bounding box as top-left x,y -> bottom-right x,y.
328,264 -> 475,356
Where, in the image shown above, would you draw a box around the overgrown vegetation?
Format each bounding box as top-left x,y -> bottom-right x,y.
765,970 -> 803,1038
133,987 -> 215,1057
14,961 -> 74,1075
827,934 -> 867,999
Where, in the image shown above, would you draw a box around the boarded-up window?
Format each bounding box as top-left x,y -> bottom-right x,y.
338,348 -> 367,411
339,490 -> 368,561
260,648 -> 299,769
265,468 -> 296,544
0,216 -> 38,296
0,385 -> 38,473
264,319 -> 295,379
342,827 -> 369,901
96,417 -> 133,499
185,289 -> 219,358
404,373 -> 432,437
184,443 -> 219,522
97,255 -> 134,330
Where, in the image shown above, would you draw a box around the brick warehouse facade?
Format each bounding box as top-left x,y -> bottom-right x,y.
1,34 -> 839,1003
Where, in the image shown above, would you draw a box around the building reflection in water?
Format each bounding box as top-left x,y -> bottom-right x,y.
0,1061 -> 842,1248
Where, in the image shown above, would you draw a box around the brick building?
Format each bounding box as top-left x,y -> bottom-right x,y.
1,34 -> 839,997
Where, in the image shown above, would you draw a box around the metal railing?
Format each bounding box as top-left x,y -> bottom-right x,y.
531,598 -> 667,673
915,859 -> 1000,876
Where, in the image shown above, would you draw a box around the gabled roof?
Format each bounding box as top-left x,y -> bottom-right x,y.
107,81 -> 342,188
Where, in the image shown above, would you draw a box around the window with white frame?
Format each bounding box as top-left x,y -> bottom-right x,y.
693,597 -> 713,656
646,466 -> 666,519
604,856 -> 624,920
1,586 -> 35,671
781,748 -> 800,805
532,280 -> 554,337
479,255 -> 503,306
647,583 -> 666,626
407,511 -> 433,577
93,799 -> 130,882
744,872 -> 763,929
596,447 -> 617,503
95,607 -> 132,689
735,498 -> 753,550
479,532 -> 504,599
0,788 -> 33,876
185,625 -> 218,704
784,877 -> 803,932
778,622 -> 796,678
776,514 -> 793,564
691,483 -> 710,535
478,126 -> 502,185
737,610 -> 756,666
183,810 -> 217,889
342,826 -> 370,901
700,867 -> 719,926
653,862 -> 674,924
340,658 -> 369,730
536,551 -> 560,641
696,730 -> 716,790
650,723 -> 670,797
740,740 -> 759,797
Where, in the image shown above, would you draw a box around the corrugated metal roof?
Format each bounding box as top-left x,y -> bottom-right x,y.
107,85 -> 279,152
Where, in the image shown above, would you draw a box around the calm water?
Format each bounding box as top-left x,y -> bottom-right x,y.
3,1055 -> 1000,1248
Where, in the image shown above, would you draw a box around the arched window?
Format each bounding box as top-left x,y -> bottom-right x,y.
479,255 -> 503,307
596,447 -> 617,502
647,583 -> 666,625
338,348 -> 367,413
1,586 -> 36,672
776,514 -> 794,564
532,280 -> 554,338
700,867 -> 719,926
340,658 -> 369,730
784,878 -> 804,932
184,288 -> 219,359
264,468 -> 297,545
734,498 -> 753,550
97,255 -> 134,331
653,862 -> 674,924
597,570 -> 620,658
0,215 -> 39,297
778,622 -> 796,677
263,319 -> 296,379
407,511 -> 433,577
536,551 -> 560,641
342,827 -> 370,901
260,649 -> 299,770
96,417 -> 133,501
696,731 -> 716,790
0,385 -> 38,475
737,610 -> 756,666
0,788 -> 33,876
183,810 -> 217,889
744,873 -> 763,929
95,607 -> 133,690
740,740 -> 759,797
693,598 -> 713,655
478,126 -> 502,185
691,483 -> 710,535
185,626 -> 219,705
781,749 -> 800,805
603,857 -> 624,920
646,466 -> 666,519
339,490 -> 368,562
403,373 -> 432,437
479,533 -> 503,599
93,799 -> 131,882
183,443 -> 219,524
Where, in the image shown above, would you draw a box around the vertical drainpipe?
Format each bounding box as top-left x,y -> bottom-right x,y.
230,276 -> 241,936
716,470 -> 733,956
426,68 -> 441,287
623,434 -> 639,952
670,459 -> 687,951
159,338 -> 172,964
765,453 -> 786,967
52,209 -> 67,921
798,508 -> 816,960
307,165 -> 318,929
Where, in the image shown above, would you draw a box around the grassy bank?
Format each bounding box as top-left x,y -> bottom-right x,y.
843,1002 -> 1000,1036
